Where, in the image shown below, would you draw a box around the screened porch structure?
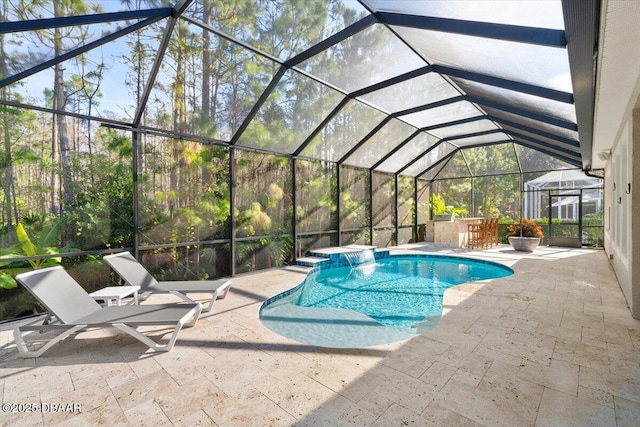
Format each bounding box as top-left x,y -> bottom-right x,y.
524,170 -> 603,221
0,1 -> 604,320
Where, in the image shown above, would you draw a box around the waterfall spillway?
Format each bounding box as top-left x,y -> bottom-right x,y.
343,249 -> 375,266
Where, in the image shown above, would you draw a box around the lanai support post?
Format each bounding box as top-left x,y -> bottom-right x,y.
292,158 -> 298,259
132,130 -> 140,259
230,147 -> 236,276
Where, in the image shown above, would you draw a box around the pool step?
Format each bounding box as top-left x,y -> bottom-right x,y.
295,256 -> 329,268
308,247 -> 390,258
309,245 -> 375,257
281,264 -> 314,274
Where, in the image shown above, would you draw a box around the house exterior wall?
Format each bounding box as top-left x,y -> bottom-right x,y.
604,108 -> 639,318
632,110 -> 640,318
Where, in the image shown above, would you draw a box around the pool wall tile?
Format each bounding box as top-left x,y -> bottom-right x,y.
261,281 -> 305,308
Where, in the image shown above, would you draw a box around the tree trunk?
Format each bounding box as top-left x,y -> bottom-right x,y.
51,1 -> 62,215
55,62 -> 73,207
85,62 -> 102,186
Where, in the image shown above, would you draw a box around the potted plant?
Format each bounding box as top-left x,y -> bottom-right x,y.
508,219 -> 543,252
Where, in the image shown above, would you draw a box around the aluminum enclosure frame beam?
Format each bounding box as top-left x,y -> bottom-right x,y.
337,116 -> 393,165
0,99 -> 131,127
369,130 -> 422,170
173,0 -> 195,17
512,140 -> 581,167
351,66 -> 432,98
420,115 -> 487,132
376,12 -> 567,47
392,94 -> 577,132
0,16 -> 166,88
416,150 -> 458,180
229,66 -> 287,145
467,95 -> 578,130
491,116 -> 580,147
443,128 -> 505,143
350,63 -> 571,105
292,97 -> 352,156
285,14 -> 377,67
396,140 -> 447,175
504,129 -> 581,156
0,8 -> 172,33
392,96 -> 465,117
432,64 -> 574,104
133,17 -> 178,126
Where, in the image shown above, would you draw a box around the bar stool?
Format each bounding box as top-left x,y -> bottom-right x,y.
468,222 -> 483,249
481,218 -> 499,248
480,218 -> 492,249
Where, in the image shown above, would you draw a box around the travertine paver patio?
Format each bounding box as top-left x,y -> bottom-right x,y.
1,245 -> 639,426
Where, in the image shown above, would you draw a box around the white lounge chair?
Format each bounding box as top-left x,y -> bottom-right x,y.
103,251 -> 231,313
14,266 -> 202,358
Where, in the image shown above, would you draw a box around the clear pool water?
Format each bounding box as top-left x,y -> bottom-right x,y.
260,255 -> 513,348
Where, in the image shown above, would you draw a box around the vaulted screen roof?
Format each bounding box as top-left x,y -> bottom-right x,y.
0,0 -> 599,178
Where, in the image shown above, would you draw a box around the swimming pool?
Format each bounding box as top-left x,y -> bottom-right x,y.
260,254 -> 513,348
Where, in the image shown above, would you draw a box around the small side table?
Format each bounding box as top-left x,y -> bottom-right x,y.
90,286 -> 140,306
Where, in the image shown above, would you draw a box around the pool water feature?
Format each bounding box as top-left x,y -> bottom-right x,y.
260,254 -> 513,348
343,249 -> 375,266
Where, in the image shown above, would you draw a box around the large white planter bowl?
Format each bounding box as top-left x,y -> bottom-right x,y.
508,236 -> 541,252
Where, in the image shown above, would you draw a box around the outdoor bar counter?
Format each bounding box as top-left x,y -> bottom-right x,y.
432,217 -> 483,248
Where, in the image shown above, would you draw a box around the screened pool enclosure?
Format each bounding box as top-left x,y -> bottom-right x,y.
0,1 -> 602,320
